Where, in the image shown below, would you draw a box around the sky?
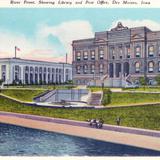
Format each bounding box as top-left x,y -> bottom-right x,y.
0,8 -> 160,63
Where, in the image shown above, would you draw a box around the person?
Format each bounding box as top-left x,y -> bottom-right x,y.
116,117 -> 121,126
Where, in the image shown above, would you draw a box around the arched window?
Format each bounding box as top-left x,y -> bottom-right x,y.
148,61 -> 154,73
126,46 -> 131,58
91,64 -> 95,74
91,50 -> 95,60
99,50 -> 104,60
25,66 -> 29,71
52,68 -> 55,73
158,62 -> 160,72
83,65 -> 88,74
135,46 -> 141,58
83,51 -> 88,60
148,46 -> 154,57
76,66 -> 81,74
135,62 -> 140,73
76,52 -> 81,61
35,67 -> 38,72
99,64 -> 104,73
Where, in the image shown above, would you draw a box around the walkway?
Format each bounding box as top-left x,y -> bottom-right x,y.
0,111 -> 160,151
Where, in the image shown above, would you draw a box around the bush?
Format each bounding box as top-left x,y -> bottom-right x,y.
155,75 -> 160,85
102,89 -> 112,105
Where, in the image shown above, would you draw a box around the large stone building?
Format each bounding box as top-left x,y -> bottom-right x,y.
0,58 -> 72,85
72,22 -> 160,87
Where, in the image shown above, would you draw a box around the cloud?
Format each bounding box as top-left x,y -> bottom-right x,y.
110,19 -> 160,31
0,20 -> 94,63
38,20 -> 94,56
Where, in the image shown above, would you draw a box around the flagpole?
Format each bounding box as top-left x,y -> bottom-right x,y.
15,46 -> 16,58
66,53 -> 67,64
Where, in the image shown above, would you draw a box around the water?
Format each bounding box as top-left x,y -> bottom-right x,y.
0,123 -> 160,156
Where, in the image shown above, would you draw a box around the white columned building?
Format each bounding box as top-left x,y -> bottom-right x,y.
0,58 -> 72,85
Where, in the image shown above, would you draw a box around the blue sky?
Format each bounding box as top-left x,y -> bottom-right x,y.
0,8 -> 160,62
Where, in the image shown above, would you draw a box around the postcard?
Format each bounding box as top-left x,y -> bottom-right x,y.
0,0 -> 159,159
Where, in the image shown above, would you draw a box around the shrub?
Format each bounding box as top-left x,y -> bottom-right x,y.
102,89 -> 112,105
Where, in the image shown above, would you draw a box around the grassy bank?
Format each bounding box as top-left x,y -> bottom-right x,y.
6,85 -> 75,90
1,89 -> 45,102
123,86 -> 160,92
103,92 -> 160,106
0,95 -> 160,130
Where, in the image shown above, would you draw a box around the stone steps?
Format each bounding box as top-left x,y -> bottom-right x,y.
89,92 -> 102,106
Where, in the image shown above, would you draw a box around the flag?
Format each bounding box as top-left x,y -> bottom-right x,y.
15,46 -> 20,51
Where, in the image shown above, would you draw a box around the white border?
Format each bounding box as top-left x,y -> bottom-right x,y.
0,0 -> 159,8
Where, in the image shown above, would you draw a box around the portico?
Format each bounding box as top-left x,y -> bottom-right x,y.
0,58 -> 72,85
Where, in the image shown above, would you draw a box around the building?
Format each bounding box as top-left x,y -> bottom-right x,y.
72,22 -> 160,87
0,58 -> 72,85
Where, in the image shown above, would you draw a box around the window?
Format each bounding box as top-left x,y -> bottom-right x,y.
111,48 -> 115,59
39,67 -> 42,73
158,46 -> 160,56
99,64 -> 104,74
127,46 -> 131,58
158,62 -> 160,72
83,65 -> 88,74
25,66 -> 29,71
148,61 -> 154,73
2,72 -> 6,81
1,65 -> 6,71
77,66 -> 81,74
135,46 -> 141,58
52,68 -> 55,73
35,67 -> 38,72
91,50 -> 95,60
99,50 -> 104,60
15,65 -> 19,71
15,72 -> 19,81
120,56 -> 122,59
148,46 -> 154,57
30,67 -> 33,72
135,62 -> 140,73
83,51 -> 88,60
91,64 -> 95,74
119,47 -> 123,54
76,52 -> 81,61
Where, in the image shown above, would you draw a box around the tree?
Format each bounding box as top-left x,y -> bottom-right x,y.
155,75 -> 160,86
139,77 -> 148,90
0,79 -> 3,85
139,77 -> 148,86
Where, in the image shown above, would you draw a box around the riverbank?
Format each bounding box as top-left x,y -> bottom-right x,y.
0,111 -> 160,152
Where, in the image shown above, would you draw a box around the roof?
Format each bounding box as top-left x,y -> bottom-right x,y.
0,57 -> 72,66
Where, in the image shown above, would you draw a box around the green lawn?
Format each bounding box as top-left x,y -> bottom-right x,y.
123,86 -> 160,92
103,92 -> 160,106
6,85 -> 75,90
1,89 -> 45,102
87,86 -> 106,92
0,95 -> 160,130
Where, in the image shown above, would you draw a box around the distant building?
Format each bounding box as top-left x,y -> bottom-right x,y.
72,22 -> 160,87
0,58 -> 72,85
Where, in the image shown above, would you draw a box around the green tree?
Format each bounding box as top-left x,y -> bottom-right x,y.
139,77 -> 148,90
0,79 -> 3,85
139,77 -> 147,86
155,75 -> 160,86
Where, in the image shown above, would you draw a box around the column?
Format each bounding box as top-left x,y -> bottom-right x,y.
113,63 -> 116,78
28,66 -> 30,84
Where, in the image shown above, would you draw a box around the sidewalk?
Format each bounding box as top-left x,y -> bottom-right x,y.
0,111 -> 160,151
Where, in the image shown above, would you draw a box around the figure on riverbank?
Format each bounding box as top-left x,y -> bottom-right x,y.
116,117 -> 121,126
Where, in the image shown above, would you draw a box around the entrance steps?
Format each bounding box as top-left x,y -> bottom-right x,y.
88,92 -> 102,106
